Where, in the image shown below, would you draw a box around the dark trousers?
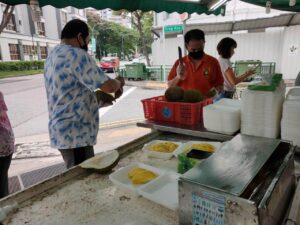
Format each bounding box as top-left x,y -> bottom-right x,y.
222,91 -> 234,99
0,154 -> 12,198
59,146 -> 94,169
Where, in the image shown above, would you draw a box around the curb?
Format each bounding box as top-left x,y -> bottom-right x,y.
125,81 -> 167,90
15,118 -> 146,144
99,118 -> 145,129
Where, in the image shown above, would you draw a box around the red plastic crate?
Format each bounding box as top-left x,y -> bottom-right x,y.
141,96 -> 213,125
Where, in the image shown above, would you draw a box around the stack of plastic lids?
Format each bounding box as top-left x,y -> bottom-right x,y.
203,98 -> 241,135
241,80 -> 285,138
281,87 -> 300,146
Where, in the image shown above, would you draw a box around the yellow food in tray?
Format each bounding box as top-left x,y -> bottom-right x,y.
128,168 -> 158,185
184,143 -> 215,153
149,142 -> 178,153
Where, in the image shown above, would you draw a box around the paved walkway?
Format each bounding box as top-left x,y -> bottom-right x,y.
8,123 -> 151,195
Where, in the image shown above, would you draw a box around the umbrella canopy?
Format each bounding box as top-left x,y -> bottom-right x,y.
0,0 -> 224,15
241,0 -> 300,12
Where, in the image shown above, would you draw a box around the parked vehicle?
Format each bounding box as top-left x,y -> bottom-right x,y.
99,57 -> 120,73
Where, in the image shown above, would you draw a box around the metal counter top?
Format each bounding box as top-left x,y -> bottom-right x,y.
181,134 -> 281,196
137,120 -> 233,142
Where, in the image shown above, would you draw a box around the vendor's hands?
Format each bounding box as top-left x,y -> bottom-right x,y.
176,63 -> 187,80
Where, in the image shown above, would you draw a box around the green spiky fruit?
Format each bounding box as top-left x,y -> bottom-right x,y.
95,90 -> 115,104
165,86 -> 184,102
183,89 -> 203,103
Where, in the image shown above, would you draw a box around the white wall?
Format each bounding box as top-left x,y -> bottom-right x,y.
280,25 -> 300,79
0,38 -> 18,61
43,6 -> 59,39
152,26 -> 300,79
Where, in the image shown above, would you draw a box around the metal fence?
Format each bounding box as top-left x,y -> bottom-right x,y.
118,62 -> 276,81
118,65 -> 172,81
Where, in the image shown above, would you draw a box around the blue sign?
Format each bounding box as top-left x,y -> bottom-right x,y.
162,107 -> 172,118
91,37 -> 96,52
192,192 -> 225,225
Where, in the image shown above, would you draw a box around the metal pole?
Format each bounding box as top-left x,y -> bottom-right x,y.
162,26 -> 166,81
121,35 -> 124,60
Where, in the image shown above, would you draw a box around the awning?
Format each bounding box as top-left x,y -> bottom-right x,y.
240,0 -> 300,12
0,0 -> 224,15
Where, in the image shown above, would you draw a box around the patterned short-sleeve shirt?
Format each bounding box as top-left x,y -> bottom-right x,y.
0,91 -> 15,157
44,44 -> 109,149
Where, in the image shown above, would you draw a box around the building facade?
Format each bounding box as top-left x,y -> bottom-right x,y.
0,4 -> 87,61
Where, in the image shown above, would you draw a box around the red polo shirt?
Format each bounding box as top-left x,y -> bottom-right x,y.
167,53 -> 224,95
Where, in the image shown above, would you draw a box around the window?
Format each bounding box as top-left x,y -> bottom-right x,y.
37,22 -> 45,36
6,14 -> 17,31
9,44 -> 20,60
23,45 -> 36,55
40,46 -> 48,59
61,11 -> 67,26
1,4 -> 16,31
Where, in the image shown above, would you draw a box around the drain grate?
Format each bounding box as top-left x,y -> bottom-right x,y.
20,163 -> 66,188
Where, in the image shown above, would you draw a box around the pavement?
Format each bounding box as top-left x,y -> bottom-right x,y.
3,79 -> 166,196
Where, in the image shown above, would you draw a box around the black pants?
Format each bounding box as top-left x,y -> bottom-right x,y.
59,146 -> 94,169
0,154 -> 12,198
222,91 -> 234,99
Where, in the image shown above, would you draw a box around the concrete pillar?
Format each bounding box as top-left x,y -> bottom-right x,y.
18,39 -> 24,60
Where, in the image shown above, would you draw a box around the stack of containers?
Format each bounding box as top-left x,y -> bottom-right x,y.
241,80 -> 285,138
203,98 -> 241,135
281,87 -> 300,146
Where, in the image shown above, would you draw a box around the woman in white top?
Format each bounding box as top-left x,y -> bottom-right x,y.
217,37 -> 255,99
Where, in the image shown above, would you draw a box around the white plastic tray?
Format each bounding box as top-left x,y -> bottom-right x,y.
139,172 -> 180,211
109,162 -> 164,195
173,141 -> 222,157
142,140 -> 182,159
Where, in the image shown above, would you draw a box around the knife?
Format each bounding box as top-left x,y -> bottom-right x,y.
178,46 -> 183,65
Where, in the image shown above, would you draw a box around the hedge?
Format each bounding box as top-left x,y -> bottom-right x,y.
0,60 -> 44,71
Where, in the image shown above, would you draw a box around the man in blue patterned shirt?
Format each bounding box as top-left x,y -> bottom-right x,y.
44,19 -> 123,168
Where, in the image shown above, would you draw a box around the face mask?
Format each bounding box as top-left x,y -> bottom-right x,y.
188,50 -> 204,60
77,37 -> 88,52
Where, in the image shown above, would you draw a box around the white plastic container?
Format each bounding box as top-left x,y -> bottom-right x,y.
241,85 -> 284,138
173,141 -> 221,157
109,162 -> 164,195
142,140 -> 182,160
286,87 -> 300,100
203,99 -> 241,135
139,173 -> 180,211
281,88 -> 300,145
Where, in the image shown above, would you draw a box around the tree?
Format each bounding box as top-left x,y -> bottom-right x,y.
0,5 -> 15,34
114,10 -> 154,66
131,11 -> 153,66
87,12 -> 138,60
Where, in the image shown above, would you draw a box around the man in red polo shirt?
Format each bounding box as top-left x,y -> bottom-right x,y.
168,29 -> 224,96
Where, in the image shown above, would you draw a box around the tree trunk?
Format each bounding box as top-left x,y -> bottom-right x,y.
133,11 -> 151,66
0,5 -> 15,34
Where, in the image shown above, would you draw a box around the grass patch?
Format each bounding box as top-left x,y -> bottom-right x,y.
0,70 -> 43,79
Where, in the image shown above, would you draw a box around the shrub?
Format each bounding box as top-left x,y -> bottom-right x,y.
0,60 -> 45,71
